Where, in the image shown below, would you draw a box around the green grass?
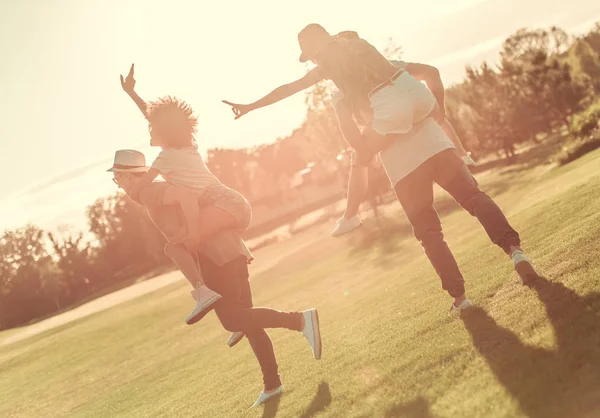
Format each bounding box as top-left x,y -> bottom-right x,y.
1,147 -> 600,418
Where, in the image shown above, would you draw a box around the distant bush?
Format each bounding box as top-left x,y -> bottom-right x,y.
570,101 -> 600,139
556,136 -> 600,165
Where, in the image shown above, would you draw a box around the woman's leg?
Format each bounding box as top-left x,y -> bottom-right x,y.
432,150 -> 520,253
343,160 -> 369,219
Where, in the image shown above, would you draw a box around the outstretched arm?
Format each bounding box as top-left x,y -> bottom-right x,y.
120,64 -> 149,119
223,67 -> 325,119
405,62 -> 445,120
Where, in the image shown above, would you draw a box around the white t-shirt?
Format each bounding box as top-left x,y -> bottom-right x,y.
152,146 -> 221,191
332,60 -> 454,186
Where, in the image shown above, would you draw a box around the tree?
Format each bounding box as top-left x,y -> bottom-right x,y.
0,225 -> 63,328
86,193 -> 166,281
501,27 -> 570,64
48,225 -> 94,300
569,39 -> 600,93
206,148 -> 253,198
382,38 -> 403,61
582,22 -> 600,55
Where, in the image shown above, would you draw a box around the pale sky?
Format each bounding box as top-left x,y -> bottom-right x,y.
0,0 -> 598,207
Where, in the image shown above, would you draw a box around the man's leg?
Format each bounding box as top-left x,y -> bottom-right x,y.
201,256 -> 321,396
394,163 -> 466,301
234,276 -> 283,391
431,150 -> 521,254
203,257 -> 285,392
203,257 -> 303,333
431,150 -> 538,283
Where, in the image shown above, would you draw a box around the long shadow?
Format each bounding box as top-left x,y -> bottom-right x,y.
260,381 -> 332,418
385,396 -> 434,418
299,381 -> 332,418
349,217 -> 412,255
461,276 -> 600,418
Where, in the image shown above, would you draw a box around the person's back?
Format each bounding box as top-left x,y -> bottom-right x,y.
317,34 -> 437,134
153,145 -> 220,191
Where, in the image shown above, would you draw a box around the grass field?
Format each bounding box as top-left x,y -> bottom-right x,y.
1,144 -> 599,418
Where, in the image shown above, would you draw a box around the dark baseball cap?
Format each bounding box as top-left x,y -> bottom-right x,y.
298,24 -> 334,63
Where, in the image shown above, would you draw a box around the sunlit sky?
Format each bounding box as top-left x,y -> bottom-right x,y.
1,0 -> 599,215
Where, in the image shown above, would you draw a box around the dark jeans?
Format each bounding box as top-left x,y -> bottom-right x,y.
199,255 -> 302,391
393,149 -> 520,298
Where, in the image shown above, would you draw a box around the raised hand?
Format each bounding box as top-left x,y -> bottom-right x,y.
120,64 -> 136,95
222,100 -> 253,120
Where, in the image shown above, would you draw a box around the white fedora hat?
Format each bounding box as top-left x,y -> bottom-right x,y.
107,149 -> 150,173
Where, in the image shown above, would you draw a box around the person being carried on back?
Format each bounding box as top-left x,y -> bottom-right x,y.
119,64 -> 252,326
223,24 -> 475,237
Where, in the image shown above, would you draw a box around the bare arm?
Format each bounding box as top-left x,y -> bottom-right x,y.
333,99 -> 369,153
405,62 -> 445,118
127,91 -> 149,119
333,99 -> 400,162
120,64 -> 149,119
223,67 -> 326,119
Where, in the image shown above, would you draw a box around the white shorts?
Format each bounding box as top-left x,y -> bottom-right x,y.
369,71 -> 437,135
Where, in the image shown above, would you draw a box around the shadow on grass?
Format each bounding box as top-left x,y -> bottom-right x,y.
299,381 -> 332,418
461,276 -> 600,418
346,196 -> 466,260
260,392 -> 283,418
259,381 -> 331,418
385,396 -> 433,418
470,133 -> 566,177
347,216 -> 412,260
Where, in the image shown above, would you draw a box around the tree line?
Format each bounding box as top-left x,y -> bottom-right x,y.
1,24 -> 599,330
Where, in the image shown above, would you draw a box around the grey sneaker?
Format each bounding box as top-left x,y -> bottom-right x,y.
227,332 -> 244,348
301,309 -> 322,360
512,250 -> 539,285
185,284 -> 221,325
250,385 -> 284,408
462,152 -> 476,166
449,298 -> 473,314
331,215 -> 362,237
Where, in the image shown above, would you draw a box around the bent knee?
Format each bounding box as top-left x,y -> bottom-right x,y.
459,190 -> 489,215
414,228 -> 445,247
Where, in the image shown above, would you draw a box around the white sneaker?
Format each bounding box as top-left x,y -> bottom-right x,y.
331,215 -> 362,237
449,298 -> 472,314
462,152 -> 476,166
250,385 -> 284,408
227,332 -> 244,348
301,309 -> 322,360
511,250 -> 539,285
185,284 -> 222,325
